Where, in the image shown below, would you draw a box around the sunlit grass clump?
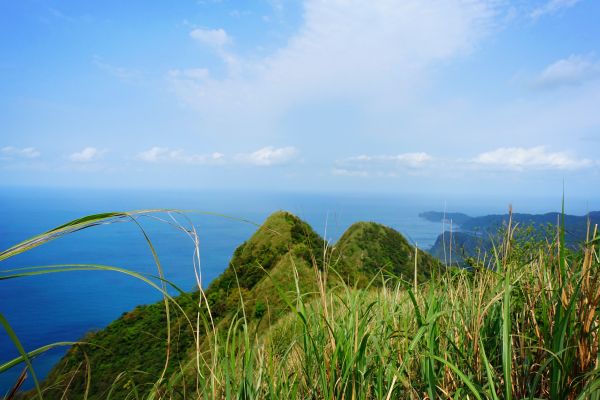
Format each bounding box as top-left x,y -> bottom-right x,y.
1,210 -> 599,399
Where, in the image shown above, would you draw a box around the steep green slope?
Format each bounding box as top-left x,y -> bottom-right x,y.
205,210 -> 324,321
428,231 -> 491,265
39,295 -> 199,399
29,211 -> 324,399
26,212 -> 440,399
333,222 -> 440,285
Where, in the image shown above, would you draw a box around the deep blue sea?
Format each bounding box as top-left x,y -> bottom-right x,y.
0,187 -> 595,392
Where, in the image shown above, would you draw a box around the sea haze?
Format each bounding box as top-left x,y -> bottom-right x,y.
0,187 -> 594,391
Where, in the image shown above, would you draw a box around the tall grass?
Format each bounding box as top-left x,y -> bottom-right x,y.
1,209 -> 600,399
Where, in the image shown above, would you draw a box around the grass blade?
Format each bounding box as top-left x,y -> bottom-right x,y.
0,313 -> 43,400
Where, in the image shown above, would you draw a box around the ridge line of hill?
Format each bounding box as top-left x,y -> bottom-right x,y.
25,210 -> 441,399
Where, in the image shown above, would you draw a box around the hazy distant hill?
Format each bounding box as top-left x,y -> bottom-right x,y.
423,210 -> 600,265
418,211 -> 472,226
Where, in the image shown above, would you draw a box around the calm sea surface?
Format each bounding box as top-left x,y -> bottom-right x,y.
0,187 -> 593,391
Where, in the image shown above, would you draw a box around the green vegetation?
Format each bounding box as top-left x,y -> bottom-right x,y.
333,221 -> 438,284
425,210 -> 600,266
2,209 -> 600,399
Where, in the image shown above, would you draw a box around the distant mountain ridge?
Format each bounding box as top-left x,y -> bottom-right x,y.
421,210 -> 600,265
418,211 -> 472,226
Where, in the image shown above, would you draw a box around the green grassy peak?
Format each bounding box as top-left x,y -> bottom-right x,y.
333,221 -> 439,283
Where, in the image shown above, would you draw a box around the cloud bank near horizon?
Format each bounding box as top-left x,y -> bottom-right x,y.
1,0 -> 598,194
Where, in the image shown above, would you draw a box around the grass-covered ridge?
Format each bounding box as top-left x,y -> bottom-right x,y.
333,221 -> 438,285
2,209 -> 599,399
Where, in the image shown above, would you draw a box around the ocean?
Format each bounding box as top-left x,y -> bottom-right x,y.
0,187 -> 593,392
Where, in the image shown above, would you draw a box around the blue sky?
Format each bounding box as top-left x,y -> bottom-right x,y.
1,0 -> 599,197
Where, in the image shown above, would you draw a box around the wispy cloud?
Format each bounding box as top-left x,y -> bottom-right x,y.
235,146 -> 298,166
533,54 -> 600,89
332,168 -> 369,178
169,1 -> 502,134
349,153 -> 433,168
471,146 -> 595,170
69,147 -> 106,162
334,152 -> 433,177
530,0 -> 581,19
188,27 -> 239,74
137,146 -> 296,167
137,147 -> 225,164
93,56 -> 142,82
0,146 -> 41,160
190,28 -> 232,48
168,68 -> 210,81
332,147 -> 597,178
44,6 -> 93,24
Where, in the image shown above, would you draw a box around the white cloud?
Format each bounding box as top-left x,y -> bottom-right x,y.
334,152 -> 433,177
190,28 -> 231,48
530,0 -> 581,19
137,147 -> 225,164
170,1 -> 502,134
332,168 -> 369,177
188,27 -> 239,75
137,147 -> 169,162
138,146 -> 296,167
69,147 -> 105,162
1,146 -> 41,159
235,146 -> 297,166
472,146 -> 595,170
93,56 -> 141,82
333,147 -> 598,178
351,153 -> 432,168
533,54 -> 600,89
